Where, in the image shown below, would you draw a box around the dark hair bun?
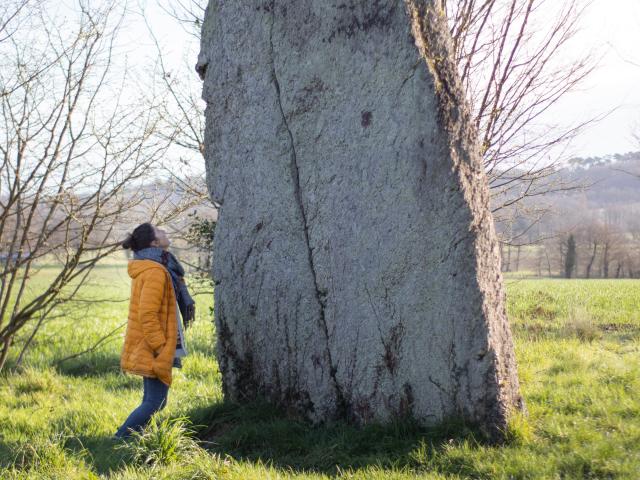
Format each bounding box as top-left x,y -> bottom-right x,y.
122,223 -> 155,252
122,234 -> 136,250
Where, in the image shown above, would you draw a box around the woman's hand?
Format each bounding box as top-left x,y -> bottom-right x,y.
152,342 -> 166,359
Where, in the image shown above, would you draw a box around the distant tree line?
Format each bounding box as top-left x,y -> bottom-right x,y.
500,202 -> 640,278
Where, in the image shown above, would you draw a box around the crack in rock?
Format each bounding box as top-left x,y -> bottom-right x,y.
268,0 -> 348,417
200,0 -> 524,439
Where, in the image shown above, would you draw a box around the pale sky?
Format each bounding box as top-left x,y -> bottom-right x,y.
544,0 -> 640,158
114,0 -> 640,160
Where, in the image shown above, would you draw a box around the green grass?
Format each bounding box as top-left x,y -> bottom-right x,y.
0,262 -> 639,478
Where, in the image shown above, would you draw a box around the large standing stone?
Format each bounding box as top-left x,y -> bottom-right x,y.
197,0 -> 524,439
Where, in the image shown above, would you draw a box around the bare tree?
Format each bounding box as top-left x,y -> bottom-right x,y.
0,1 -> 32,42
535,200 -> 640,280
145,24 -> 207,198
445,0 -> 596,214
0,1 -> 203,371
584,235 -> 599,279
172,1 -> 596,248
141,2 -> 216,284
158,0 -> 206,40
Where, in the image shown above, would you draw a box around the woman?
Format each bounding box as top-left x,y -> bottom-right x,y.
114,223 -> 195,439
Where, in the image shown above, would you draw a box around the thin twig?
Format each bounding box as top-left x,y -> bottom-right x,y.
54,320 -> 126,366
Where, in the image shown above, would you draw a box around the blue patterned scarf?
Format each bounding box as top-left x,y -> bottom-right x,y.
133,247 -> 195,327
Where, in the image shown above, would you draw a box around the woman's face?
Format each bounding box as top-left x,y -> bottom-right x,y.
151,226 -> 171,249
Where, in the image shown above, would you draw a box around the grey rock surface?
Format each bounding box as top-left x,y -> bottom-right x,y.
198,0 -> 524,438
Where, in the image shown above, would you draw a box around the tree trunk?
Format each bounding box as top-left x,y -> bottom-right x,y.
198,0 -> 524,440
544,247 -> 552,276
615,262 -> 622,279
602,243 -> 610,278
585,241 -> 597,279
0,334 -> 12,373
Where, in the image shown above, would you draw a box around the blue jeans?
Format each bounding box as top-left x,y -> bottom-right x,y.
115,376 -> 169,438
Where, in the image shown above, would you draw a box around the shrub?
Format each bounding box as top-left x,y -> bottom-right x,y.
564,307 -> 601,342
116,416 -> 201,467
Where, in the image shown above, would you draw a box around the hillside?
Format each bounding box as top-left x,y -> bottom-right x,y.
562,152 -> 640,207
495,152 -> 640,278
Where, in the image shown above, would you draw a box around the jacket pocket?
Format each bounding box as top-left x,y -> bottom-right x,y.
131,337 -> 154,370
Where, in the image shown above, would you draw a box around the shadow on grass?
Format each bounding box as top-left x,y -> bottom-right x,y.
512,320 -> 640,344
0,400 -> 490,477
63,434 -> 132,475
187,400 -> 487,476
53,352 -> 122,378
0,439 -> 18,469
0,433 -> 131,476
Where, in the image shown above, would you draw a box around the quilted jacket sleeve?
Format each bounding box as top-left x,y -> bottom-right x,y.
139,268 -> 167,351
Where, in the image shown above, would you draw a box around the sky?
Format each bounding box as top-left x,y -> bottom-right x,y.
105,0 -> 640,160
544,0 -> 640,158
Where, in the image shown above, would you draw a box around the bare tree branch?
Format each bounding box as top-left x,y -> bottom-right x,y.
0,0 -> 212,371
54,320 -> 126,366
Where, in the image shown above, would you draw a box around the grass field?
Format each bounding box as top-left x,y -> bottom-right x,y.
0,260 -> 639,479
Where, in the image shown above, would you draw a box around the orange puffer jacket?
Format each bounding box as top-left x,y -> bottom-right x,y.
120,259 -> 177,386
